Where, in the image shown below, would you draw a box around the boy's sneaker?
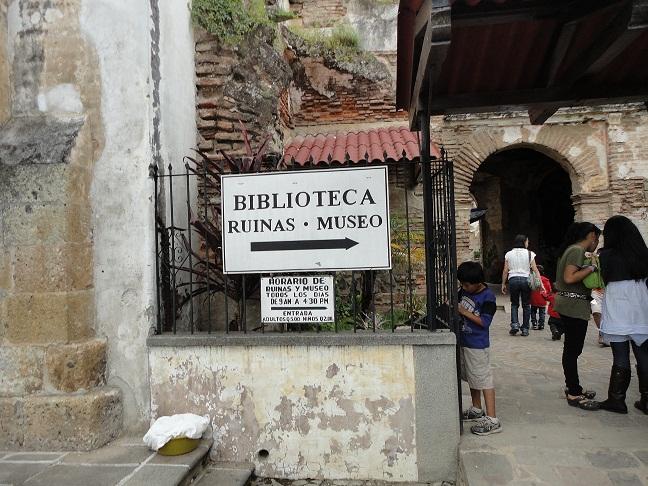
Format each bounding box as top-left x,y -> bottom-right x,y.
509,327 -> 519,336
532,324 -> 539,330
471,416 -> 502,436
462,406 -> 485,422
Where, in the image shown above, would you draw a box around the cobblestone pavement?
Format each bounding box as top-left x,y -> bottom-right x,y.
459,296 -> 648,485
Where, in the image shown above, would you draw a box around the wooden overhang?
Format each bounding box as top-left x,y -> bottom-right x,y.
397,0 -> 648,129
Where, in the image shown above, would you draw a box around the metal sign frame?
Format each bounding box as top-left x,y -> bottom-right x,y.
221,166 -> 391,274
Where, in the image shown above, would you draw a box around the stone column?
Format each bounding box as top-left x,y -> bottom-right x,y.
0,0 -> 122,451
571,191 -> 612,229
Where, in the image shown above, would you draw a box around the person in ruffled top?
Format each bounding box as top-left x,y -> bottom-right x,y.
596,216 -> 648,415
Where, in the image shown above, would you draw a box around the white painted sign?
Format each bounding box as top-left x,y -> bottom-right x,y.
221,166 -> 391,273
260,275 -> 334,323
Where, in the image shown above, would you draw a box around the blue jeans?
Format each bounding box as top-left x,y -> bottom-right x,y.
509,276 -> 531,331
531,306 -> 546,328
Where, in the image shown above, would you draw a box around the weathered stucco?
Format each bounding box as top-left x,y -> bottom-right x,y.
0,0 -> 124,450
149,337 -> 459,482
0,1 -> 10,124
347,0 -> 397,52
81,0 -> 197,430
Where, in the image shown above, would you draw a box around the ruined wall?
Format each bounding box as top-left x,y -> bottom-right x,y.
283,27 -> 404,127
149,333 -> 459,483
0,0 -> 121,449
195,27 -> 292,160
298,0 -> 347,26
346,0 -> 397,53
1,0 -> 198,447
607,110 -> 648,237
432,112 -> 617,265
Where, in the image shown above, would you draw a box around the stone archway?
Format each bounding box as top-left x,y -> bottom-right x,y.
471,148 -> 575,281
449,122 -> 612,265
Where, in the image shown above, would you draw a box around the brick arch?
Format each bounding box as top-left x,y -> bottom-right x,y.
449,124 -> 610,264
455,133 -> 584,201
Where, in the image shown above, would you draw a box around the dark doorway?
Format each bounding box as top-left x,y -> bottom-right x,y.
471,148 -> 575,283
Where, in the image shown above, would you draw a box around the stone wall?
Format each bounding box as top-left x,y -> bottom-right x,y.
298,0 -> 347,26
195,27 -> 292,160
85,0 -> 197,431
0,0 -> 122,449
431,106 -> 648,266
149,332 -> 459,483
1,0 -> 199,447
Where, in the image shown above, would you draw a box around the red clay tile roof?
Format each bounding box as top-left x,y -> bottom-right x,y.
283,126 -> 441,167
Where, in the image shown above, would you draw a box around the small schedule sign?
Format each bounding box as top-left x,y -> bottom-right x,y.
260,275 -> 334,324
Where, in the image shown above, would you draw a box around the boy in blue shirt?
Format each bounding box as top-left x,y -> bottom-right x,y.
457,261 -> 501,435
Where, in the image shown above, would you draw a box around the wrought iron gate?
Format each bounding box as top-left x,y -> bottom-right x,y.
427,150 -> 459,333
151,152 -> 459,336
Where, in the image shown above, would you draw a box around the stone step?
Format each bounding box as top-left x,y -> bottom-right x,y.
0,386 -> 122,450
193,461 -> 255,486
122,438 -> 213,486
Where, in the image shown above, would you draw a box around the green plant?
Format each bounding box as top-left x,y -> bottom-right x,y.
333,275 -> 362,331
191,0 -> 270,44
288,22 -> 363,62
268,7 -> 297,22
329,23 -> 360,50
171,122 -> 280,329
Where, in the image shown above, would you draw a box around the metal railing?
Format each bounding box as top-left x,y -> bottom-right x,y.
151,152 -> 458,336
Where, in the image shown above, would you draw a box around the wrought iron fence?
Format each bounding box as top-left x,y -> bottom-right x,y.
151,151 -> 458,336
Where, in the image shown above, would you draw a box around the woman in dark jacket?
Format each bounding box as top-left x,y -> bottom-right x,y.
596,216 -> 648,414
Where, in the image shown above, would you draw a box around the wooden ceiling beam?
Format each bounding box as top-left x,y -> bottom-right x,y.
526,18 -> 580,125
585,0 -> 648,76
429,85 -> 648,116
452,0 -> 626,28
408,2 -> 451,130
414,0 -> 432,38
527,0 -> 647,125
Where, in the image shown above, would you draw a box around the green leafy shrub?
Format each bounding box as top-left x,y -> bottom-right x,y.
191,0 -> 270,44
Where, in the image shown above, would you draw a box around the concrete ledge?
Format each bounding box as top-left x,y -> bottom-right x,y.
147,329 -> 456,347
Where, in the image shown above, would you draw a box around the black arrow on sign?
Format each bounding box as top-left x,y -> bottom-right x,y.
251,238 -> 359,252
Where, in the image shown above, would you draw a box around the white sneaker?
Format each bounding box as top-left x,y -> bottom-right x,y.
462,406 -> 485,422
471,416 -> 502,436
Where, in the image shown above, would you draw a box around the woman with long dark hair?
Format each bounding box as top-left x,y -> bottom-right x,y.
554,222 -> 602,410
501,234 -> 542,336
596,216 -> 648,414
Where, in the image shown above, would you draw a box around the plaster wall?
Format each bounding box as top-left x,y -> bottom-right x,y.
81,0 -> 197,430
149,334 -> 459,483
80,0 -> 155,431
159,0 -> 197,232
347,0 -> 397,52
0,1 -> 9,124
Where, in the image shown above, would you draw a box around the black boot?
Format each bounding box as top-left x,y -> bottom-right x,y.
598,365 -> 631,413
635,366 -> 648,415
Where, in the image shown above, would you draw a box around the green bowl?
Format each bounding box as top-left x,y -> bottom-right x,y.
157,437 -> 200,456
